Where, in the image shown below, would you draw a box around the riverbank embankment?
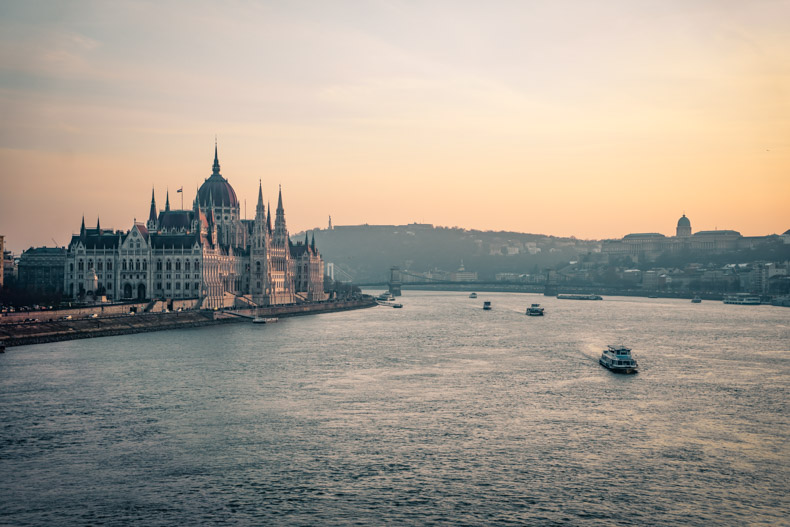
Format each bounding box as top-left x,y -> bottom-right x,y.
0,297 -> 377,348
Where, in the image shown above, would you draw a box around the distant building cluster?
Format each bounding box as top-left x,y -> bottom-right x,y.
602,214 -> 771,262
62,144 -> 326,308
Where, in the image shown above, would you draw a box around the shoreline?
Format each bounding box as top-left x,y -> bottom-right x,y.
0,298 -> 377,348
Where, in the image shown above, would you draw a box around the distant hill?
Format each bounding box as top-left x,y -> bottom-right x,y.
305,223 -> 600,283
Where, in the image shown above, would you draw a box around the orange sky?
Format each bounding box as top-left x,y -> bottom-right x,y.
1,1 -> 788,254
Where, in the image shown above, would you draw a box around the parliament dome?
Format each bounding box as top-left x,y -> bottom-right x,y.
677,214 -> 691,228
197,144 -> 239,208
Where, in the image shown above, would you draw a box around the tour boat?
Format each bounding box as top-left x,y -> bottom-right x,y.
599,345 -> 639,374
691,296 -> 702,303
526,304 -> 544,316
469,293 -> 478,299
253,317 -> 278,324
392,303 -> 403,308
723,294 -> 760,305
557,294 -> 602,300
483,301 -> 492,310
376,292 -> 395,303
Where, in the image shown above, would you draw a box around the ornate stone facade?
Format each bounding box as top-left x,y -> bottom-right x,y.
64,145 -> 326,307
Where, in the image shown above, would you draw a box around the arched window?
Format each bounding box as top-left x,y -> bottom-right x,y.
70,263 -> 74,272
166,260 -> 172,271
135,259 -> 140,271
142,260 -> 147,271
78,260 -> 84,271
156,260 -> 162,271
185,261 -> 190,272
97,260 -> 103,271
107,261 -> 112,271
175,260 -> 181,271
194,260 -> 200,271
88,259 -> 93,269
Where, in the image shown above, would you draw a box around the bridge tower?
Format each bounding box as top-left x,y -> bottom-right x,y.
388,266 -> 402,297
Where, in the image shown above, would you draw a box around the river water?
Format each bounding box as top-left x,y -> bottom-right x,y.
1,292 -> 788,526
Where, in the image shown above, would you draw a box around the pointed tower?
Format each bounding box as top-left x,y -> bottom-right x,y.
165,189 -> 170,212
148,188 -> 158,231
96,216 -> 101,232
310,232 -> 316,253
80,215 -> 86,238
212,137 -> 221,177
274,185 -> 288,245
251,179 -> 270,305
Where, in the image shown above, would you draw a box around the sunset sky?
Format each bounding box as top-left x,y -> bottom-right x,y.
1,0 -> 788,253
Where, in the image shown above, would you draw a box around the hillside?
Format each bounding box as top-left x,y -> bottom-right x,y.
308,224 -> 599,283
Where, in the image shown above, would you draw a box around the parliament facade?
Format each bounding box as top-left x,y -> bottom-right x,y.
64,145 -> 326,308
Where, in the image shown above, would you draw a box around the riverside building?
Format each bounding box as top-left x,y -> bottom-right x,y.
64,145 -> 326,308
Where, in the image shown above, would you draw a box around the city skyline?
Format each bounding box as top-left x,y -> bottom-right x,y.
2,1 -> 789,253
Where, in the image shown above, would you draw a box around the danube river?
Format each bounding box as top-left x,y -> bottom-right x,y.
1,292 -> 788,525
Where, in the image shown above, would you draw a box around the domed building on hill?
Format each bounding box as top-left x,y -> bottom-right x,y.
602,213 -> 749,262
64,144 -> 326,307
676,214 -> 691,237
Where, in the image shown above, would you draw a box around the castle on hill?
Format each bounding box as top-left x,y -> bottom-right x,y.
64,144 -> 326,308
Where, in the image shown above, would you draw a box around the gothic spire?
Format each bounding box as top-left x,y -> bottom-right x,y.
148,187 -> 157,224
212,137 -> 221,177
96,216 -> 101,232
266,203 -> 272,232
311,232 -> 316,252
80,215 -> 85,237
304,232 -> 309,246
165,189 -> 170,212
276,184 -> 284,213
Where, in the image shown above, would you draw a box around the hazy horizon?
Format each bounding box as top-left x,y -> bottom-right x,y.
1,1 -> 789,253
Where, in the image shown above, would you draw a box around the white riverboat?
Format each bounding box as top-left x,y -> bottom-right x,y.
723,294 -> 760,305
599,345 -> 639,374
526,304 -> 544,316
376,292 -> 395,303
469,292 -> 478,299
557,294 -> 602,300
253,317 -> 278,324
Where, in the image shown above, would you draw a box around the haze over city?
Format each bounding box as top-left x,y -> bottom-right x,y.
1,0 -> 789,253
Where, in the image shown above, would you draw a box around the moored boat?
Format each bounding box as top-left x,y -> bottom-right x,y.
376,292 -> 395,302
723,294 -> 760,305
253,317 -> 278,324
483,301 -> 492,310
599,345 -> 638,374
526,303 -> 544,316
691,296 -> 702,303
469,292 -> 478,299
557,294 -> 602,300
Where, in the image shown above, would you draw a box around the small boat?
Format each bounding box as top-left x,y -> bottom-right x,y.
483,301 -> 492,310
557,294 -> 602,300
599,345 -> 638,374
469,292 -> 478,299
253,317 -> 278,324
392,303 -> 403,308
526,303 -> 544,316
691,296 -> 702,303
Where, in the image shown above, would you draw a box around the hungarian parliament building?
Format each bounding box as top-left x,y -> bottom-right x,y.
64,145 -> 326,308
